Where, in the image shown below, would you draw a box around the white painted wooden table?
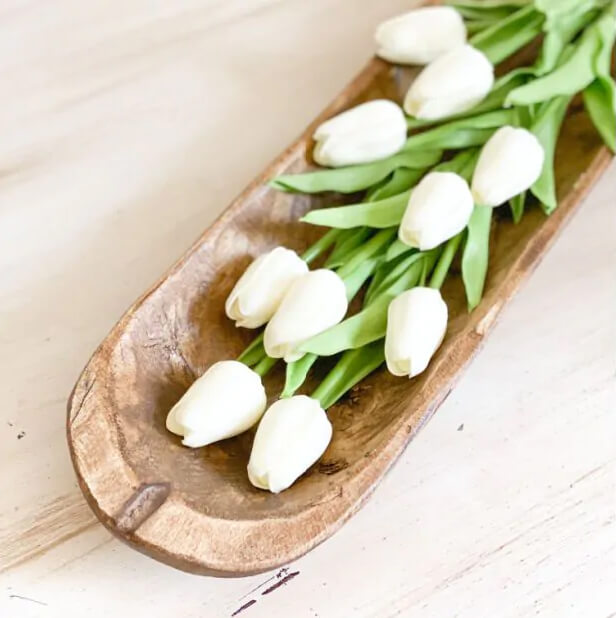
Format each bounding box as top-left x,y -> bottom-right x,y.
1,1 -> 615,616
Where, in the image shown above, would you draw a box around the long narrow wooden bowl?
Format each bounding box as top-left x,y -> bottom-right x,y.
67,38 -> 611,575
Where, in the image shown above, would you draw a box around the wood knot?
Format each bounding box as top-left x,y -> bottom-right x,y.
318,459 -> 349,475
115,482 -> 170,533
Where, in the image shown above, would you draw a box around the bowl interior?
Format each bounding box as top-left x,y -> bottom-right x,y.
105,80 -> 600,523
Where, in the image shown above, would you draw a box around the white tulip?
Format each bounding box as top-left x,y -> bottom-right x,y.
404,44 -> 494,120
264,269 -> 348,362
248,396 -> 332,493
399,172 -> 474,250
166,361 -> 267,447
385,287 -> 448,378
225,247 -> 308,328
313,99 -> 407,167
471,126 -> 545,207
376,6 -> 466,65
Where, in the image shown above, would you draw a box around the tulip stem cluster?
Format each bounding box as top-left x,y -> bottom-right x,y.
167,0 -> 614,493
259,0 -> 615,407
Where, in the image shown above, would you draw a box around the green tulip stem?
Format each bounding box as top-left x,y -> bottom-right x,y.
419,258 -> 429,287
237,332 -> 265,366
311,341 -> 385,410
253,354 -> 277,377
300,228 -> 341,264
429,233 -> 463,290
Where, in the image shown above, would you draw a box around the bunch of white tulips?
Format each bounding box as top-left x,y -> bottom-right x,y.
170,255 -> 347,493
166,1 -> 614,492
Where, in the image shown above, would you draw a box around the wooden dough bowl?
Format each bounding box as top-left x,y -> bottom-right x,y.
66,35 -> 612,576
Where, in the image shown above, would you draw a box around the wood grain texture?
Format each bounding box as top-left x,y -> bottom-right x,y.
1,0 -> 417,577
0,493 -> 97,573
66,47 -> 611,575
1,0 -> 615,613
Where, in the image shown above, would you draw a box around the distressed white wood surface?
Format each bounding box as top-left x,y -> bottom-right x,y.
1,0 -> 614,616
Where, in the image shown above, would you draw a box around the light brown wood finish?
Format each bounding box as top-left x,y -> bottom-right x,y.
66,42 -> 611,574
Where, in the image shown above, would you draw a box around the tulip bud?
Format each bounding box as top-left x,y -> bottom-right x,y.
313,99 -> 407,167
166,361 -> 267,447
385,287 -> 448,378
225,247 -> 308,328
404,44 -> 494,120
248,395 -> 332,493
471,126 -> 545,207
375,6 -> 466,65
264,269 -> 348,362
399,172 -> 474,250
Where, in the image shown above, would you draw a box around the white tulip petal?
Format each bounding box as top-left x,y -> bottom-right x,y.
165,407 -> 184,436
399,172 -> 474,250
376,6 -> 466,65
472,126 -> 545,207
404,44 -> 494,120
264,269 -> 348,362
313,99 -> 407,167
385,287 -> 448,378
248,396 -> 332,493
225,247 -> 308,329
166,361 -> 267,448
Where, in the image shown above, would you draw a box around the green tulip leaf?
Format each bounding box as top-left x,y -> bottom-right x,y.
404,128 -> 497,152
514,105 -> 535,129
363,250 -> 425,306
584,77 -> 616,152
462,205 -> 492,311
449,0 -> 530,7
593,5 -> 616,76
342,256 -> 382,301
301,191 -> 410,230
336,228 -> 397,278
433,148 -> 480,177
281,353 -> 318,398
300,294 -> 391,357
448,150 -> 480,183
536,7 -> 601,75
534,0 -> 610,28
325,228 -> 371,268
466,19 -> 500,35
509,190 -> 526,223
491,7 -> 598,96
506,10 -> 615,106
454,5 -> 519,21
406,109 -> 517,149
363,263 -> 388,303
583,7 -> 616,152
530,95 -> 572,212
385,238 -> 413,262
270,149 -> 441,194
366,168 -> 425,201
311,341 -> 385,411
471,4 -> 545,65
